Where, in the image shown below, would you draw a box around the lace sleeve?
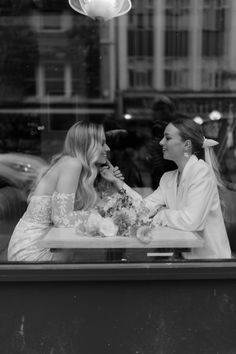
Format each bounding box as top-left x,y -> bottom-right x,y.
51,192 -> 89,227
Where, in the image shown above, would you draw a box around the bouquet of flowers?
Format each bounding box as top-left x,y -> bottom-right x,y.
75,189 -> 154,244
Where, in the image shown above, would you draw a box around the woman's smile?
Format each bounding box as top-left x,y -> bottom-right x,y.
97,133 -> 110,164
160,123 -> 185,162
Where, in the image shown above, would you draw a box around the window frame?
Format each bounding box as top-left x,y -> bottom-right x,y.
0,260 -> 236,281
0,0 -> 235,272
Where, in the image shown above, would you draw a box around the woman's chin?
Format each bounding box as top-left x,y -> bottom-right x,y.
163,153 -> 171,161
97,158 -> 107,165
162,152 -> 168,159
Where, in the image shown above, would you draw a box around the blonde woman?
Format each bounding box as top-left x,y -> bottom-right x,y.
144,118 -> 231,259
7,121 -> 127,262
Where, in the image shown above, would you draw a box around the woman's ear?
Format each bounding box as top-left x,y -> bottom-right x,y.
184,139 -> 192,152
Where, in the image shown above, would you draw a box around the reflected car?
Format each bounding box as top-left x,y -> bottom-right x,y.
0,153 -> 48,260
0,153 -> 48,192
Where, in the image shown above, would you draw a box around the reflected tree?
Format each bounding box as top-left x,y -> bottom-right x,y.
66,17 -> 100,98
0,22 -> 38,101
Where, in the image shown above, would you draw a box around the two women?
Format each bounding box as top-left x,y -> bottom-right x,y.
8,117 -> 231,261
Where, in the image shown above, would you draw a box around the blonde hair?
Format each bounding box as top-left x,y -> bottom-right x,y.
31,121 -> 105,210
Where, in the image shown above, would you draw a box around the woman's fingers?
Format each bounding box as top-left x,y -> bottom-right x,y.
100,168 -> 115,182
100,166 -> 108,175
113,166 -> 124,180
149,212 -> 156,219
100,162 -> 124,181
115,173 -> 124,180
149,206 -> 166,219
106,159 -> 114,168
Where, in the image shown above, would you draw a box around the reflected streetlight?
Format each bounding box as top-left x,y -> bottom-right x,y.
124,113 -> 132,120
193,116 -> 204,125
209,110 -> 222,121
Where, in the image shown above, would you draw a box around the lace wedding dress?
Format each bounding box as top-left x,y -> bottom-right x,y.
7,192 -> 83,262
7,182 -> 141,262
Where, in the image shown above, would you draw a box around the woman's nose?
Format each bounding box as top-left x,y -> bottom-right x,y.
105,143 -> 110,151
159,138 -> 164,146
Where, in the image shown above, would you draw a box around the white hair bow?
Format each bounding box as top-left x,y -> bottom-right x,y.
202,137 -> 219,148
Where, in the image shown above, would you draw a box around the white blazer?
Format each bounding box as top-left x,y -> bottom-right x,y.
144,155 -> 231,259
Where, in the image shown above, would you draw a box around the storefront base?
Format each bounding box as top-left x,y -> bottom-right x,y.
0,263 -> 236,354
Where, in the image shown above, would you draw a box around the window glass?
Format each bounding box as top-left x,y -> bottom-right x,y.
0,0 -> 235,264
40,14 -> 62,31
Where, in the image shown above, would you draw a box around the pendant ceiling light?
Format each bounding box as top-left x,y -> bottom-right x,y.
68,0 -> 132,21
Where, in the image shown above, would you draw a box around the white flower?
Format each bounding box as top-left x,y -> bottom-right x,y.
103,197 -> 116,211
126,208 -> 137,224
113,208 -> 136,226
132,199 -> 143,209
139,215 -> 150,224
86,212 -> 103,235
75,221 -> 85,235
136,226 -> 152,244
99,217 -> 118,237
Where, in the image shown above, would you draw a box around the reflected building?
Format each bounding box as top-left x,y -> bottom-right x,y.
118,0 -> 236,120
0,0 -> 116,156
0,0 -> 235,158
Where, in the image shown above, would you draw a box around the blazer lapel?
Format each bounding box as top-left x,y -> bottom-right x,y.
176,155 -> 198,203
166,170 -> 179,207
181,155 -> 198,185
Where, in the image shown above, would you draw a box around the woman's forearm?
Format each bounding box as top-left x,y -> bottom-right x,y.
113,178 -> 124,192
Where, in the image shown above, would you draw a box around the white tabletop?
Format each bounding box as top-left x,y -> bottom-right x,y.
39,226 -> 204,249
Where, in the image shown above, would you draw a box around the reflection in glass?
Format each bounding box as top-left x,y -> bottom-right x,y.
0,0 -> 235,263
68,0 -> 132,21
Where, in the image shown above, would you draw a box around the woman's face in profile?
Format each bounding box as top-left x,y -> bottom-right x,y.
160,123 -> 185,162
97,130 -> 110,165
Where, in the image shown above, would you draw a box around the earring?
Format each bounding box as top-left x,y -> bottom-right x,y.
184,152 -> 189,159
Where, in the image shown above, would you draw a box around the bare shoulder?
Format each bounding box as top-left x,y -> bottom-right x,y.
33,156 -> 82,196
56,156 -> 82,194
58,156 -> 82,174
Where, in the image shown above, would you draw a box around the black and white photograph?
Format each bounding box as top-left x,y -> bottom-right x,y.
0,0 -> 236,353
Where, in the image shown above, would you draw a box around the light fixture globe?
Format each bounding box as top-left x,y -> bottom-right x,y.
68,0 -> 132,21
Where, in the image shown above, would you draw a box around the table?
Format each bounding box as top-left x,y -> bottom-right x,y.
40,226 -> 203,249
40,226 -> 204,261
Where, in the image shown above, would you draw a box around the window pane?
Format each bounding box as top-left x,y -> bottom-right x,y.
0,0 -> 235,264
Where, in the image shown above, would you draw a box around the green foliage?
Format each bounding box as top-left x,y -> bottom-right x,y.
0,23 -> 38,90
0,0 -> 33,15
66,17 -> 100,97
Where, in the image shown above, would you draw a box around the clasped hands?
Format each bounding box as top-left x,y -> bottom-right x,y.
148,205 -> 167,224
100,162 -> 167,219
99,160 -> 124,183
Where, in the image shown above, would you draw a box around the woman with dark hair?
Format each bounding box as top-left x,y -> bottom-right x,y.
145,118 -> 231,259
148,96 -> 178,189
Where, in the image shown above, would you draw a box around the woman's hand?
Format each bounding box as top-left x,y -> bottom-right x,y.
100,166 -> 116,183
111,166 -> 124,181
100,160 -> 124,191
100,161 -> 124,182
106,160 -> 124,181
149,205 -> 167,219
